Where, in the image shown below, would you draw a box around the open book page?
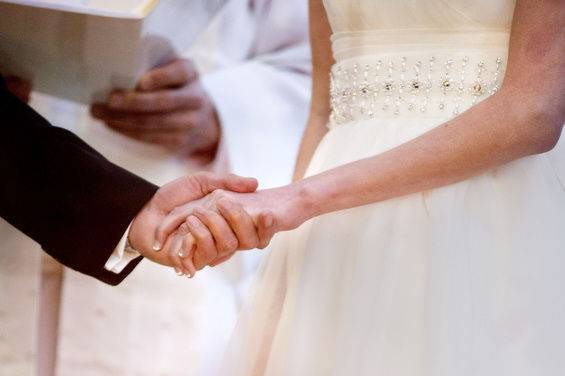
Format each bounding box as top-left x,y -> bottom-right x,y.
0,0 -> 157,17
0,0 -> 227,102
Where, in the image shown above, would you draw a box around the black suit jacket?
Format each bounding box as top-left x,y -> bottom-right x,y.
0,79 -> 158,285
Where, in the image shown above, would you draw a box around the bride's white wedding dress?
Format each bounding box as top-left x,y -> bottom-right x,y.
220,1 -> 565,375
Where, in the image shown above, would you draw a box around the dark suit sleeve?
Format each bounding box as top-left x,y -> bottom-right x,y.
0,81 -> 159,285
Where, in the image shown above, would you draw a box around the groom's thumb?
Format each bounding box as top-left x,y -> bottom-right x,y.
221,174 -> 258,193
195,173 -> 258,194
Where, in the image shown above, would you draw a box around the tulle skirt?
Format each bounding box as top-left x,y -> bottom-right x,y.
219,114 -> 565,375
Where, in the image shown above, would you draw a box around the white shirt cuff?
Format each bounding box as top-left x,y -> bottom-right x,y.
104,223 -> 141,274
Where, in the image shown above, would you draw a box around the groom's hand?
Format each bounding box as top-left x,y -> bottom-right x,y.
127,172 -> 258,271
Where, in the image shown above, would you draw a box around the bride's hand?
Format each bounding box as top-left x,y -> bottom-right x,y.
156,185 -> 308,271
202,186 -> 308,233
158,198 -> 276,275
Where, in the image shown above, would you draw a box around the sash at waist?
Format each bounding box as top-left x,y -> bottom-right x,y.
331,29 -> 510,61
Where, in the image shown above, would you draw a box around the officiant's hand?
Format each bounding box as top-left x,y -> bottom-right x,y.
91,58 -> 220,163
128,172 -> 260,276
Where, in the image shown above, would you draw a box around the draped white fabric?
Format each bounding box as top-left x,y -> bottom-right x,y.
219,1 -> 565,375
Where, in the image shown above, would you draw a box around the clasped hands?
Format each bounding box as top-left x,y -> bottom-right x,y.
129,172 -> 307,277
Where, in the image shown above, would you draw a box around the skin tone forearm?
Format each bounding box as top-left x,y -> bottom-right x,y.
294,90 -> 561,220
290,0 -> 565,221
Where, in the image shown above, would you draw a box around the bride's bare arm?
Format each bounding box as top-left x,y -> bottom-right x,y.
292,0 -> 333,181
155,0 -> 565,264
290,0 -> 565,220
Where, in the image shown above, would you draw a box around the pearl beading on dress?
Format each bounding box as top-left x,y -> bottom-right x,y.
330,55 -> 504,125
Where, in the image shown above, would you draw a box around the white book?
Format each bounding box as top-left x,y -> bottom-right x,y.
0,0 -> 226,103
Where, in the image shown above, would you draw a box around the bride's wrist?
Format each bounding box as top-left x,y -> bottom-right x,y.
286,180 -> 320,226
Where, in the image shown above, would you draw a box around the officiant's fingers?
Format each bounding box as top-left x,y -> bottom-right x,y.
138,59 -> 198,91
257,211 -> 277,249
105,128 -> 188,151
105,131 -> 180,151
216,200 -> 259,250
92,105 -> 197,131
186,216 -> 218,271
192,208 -> 238,261
105,89 -> 202,113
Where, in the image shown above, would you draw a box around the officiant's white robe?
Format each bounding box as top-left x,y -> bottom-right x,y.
0,0 -> 310,374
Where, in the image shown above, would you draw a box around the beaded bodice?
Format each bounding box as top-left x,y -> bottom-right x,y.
323,0 -> 516,125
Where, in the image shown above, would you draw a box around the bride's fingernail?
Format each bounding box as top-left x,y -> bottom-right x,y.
178,249 -> 186,258
152,240 -> 161,251
174,268 -> 183,276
